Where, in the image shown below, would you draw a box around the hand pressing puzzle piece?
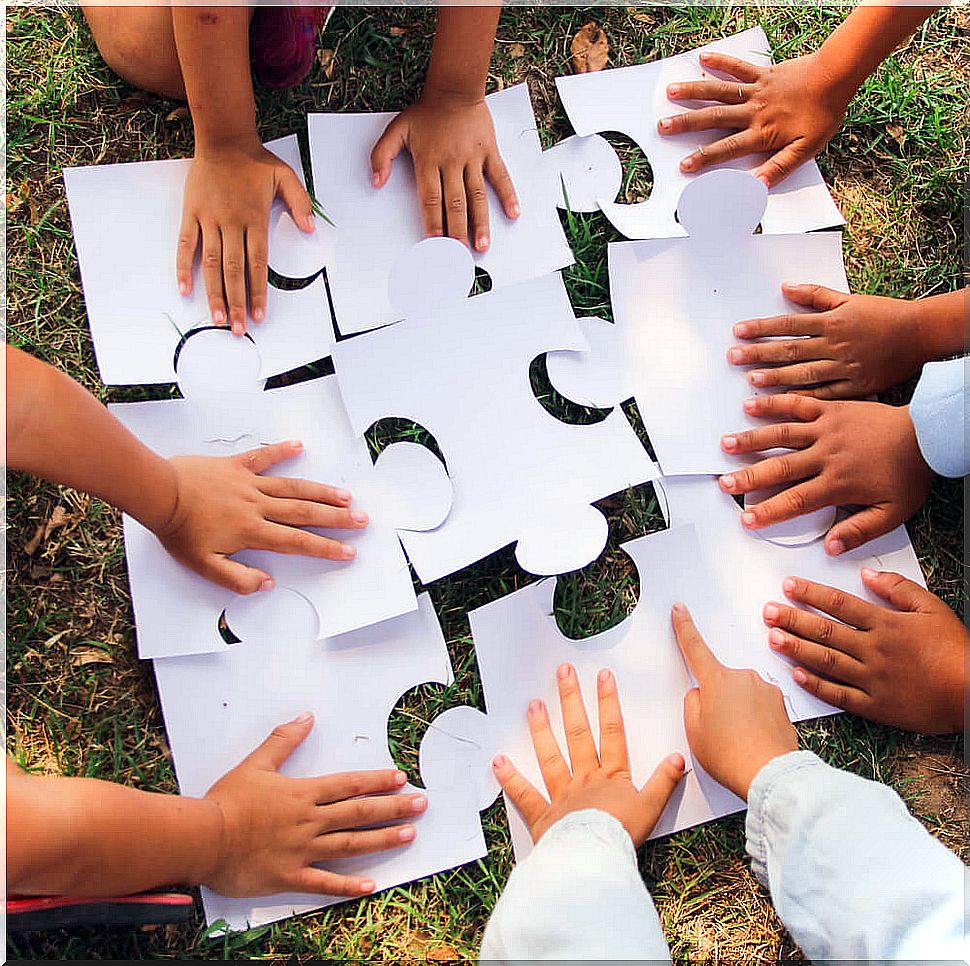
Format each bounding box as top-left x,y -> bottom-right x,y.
153,591 -> 499,932
555,26 -> 844,239
331,237 -> 657,584
307,83 -> 623,334
547,169 -> 849,476
63,135 -> 334,385
110,328 -> 452,658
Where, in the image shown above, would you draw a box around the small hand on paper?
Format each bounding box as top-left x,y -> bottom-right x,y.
672,603 -> 798,800
719,395 -> 933,556
371,91 -> 520,253
202,712 -> 426,897
492,663 -> 686,846
763,572 -> 966,735
156,439 -> 366,594
178,141 -> 314,335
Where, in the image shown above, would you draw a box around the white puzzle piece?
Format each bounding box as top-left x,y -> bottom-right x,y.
555,26 -> 844,239
63,135 -> 335,385
331,237 -> 657,583
657,473 -> 926,721
307,84 -> 619,335
110,328 -> 451,658
153,592 -> 499,931
468,524 -> 743,862
547,170 -> 849,476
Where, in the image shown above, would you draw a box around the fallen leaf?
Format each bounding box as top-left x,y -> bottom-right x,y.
316,47 -> 336,79
388,25 -> 411,37
427,947 -> 459,962
165,106 -> 189,122
886,122 -> 906,148
508,42 -> 526,59
25,504 -> 69,554
71,645 -> 113,668
571,22 -> 609,74
633,13 -> 656,25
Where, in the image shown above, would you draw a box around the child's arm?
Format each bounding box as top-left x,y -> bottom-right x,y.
371,6 -> 519,254
171,5 -> 314,334
480,665 -> 683,960
8,714 -> 424,898
6,346 -> 365,593
728,285 -> 968,399
672,604 -> 965,961
660,5 -> 941,185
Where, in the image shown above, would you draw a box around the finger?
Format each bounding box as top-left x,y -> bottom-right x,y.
749,360 -> 845,390
741,393 -> 825,422
464,165 -> 491,253
861,567 -> 936,614
727,337 -> 826,368
733,313 -> 825,340
256,522 -> 356,561
242,712 -> 314,772
307,768 -> 407,806
370,116 -> 407,190
492,753 -> 549,830
754,139 -> 812,189
317,791 -> 427,833
176,214 -> 200,297
671,602 -> 723,685
556,663 -> 599,777
236,439 -> 306,476
265,498 -> 367,531
825,505 -> 896,557
634,752 -> 686,839
484,149 -> 519,220
276,164 -> 314,233
526,698 -> 571,797
288,866 -> 376,898
222,227 -> 248,336
718,451 -> 816,497
762,599 -> 862,653
245,222 -> 269,324
596,669 -> 630,773
791,382 -> 858,401
791,666 -> 870,716
683,686 -> 702,738
202,554 -> 274,596
780,282 -> 848,313
656,103 -> 749,138
768,628 -> 867,687
697,51 -> 764,83
779,576 -> 876,629
720,421 -> 815,456
200,224 -> 227,327
664,79 -> 752,104
442,166 -> 468,244
314,823 -> 418,860
680,129 -> 761,174
256,474 -> 353,508
739,481 -> 829,529
415,162 -> 444,238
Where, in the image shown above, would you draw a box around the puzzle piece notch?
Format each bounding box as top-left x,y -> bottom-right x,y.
388,235 -> 477,318
542,134 -> 624,213
513,501 -> 609,577
743,486 -> 837,547
372,441 -> 452,533
546,315 -> 629,410
677,168 -> 766,238
267,210 -> 335,282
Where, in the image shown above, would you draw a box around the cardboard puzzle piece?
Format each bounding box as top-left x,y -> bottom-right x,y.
547,169 -> 850,477
110,328 -> 451,658
555,25 -> 845,240
331,237 -> 658,584
657,473 -> 927,721
153,591 -> 500,932
468,524 -> 744,861
63,135 -> 335,385
307,83 -> 622,334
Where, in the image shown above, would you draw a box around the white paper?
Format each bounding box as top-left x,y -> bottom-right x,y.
153,592 -> 498,931
657,473 -> 926,721
308,84 -> 585,335
63,135 -> 335,385
555,26 -> 844,239
542,134 -> 624,213
110,330 -> 451,657
332,237 -> 657,583
548,169 -> 850,476
469,524 -> 744,861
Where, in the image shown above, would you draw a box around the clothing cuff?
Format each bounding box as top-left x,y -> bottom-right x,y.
537,808 -> 638,862
909,357 -> 967,478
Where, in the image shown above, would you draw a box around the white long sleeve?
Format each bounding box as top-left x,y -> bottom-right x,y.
910,356 -> 967,478
479,809 -> 671,962
746,750 -> 967,960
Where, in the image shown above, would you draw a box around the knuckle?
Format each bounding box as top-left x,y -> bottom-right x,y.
816,619 -> 834,644
776,455 -> 795,481
225,257 -> 244,274
447,196 -> 465,212
564,722 -> 588,742
722,133 -> 741,155
776,422 -> 793,447
422,193 -> 442,210
832,685 -> 850,710
784,488 -> 808,515
710,105 -> 726,125
469,185 -> 488,203
821,645 -> 839,673
782,340 -> 801,362
539,751 -> 561,772
782,315 -> 798,336
829,590 -> 848,613
202,251 -> 221,269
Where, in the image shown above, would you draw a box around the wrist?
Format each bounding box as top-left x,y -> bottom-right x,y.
419,83 -> 486,108
183,796 -> 227,887
194,128 -> 262,157
909,291 -> 968,362
133,455 -> 182,539
739,742 -> 799,801
811,37 -> 868,110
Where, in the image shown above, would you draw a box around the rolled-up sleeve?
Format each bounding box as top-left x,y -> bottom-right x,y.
910,357 -> 967,477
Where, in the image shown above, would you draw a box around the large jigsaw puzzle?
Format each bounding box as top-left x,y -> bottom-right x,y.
331,237 -> 657,583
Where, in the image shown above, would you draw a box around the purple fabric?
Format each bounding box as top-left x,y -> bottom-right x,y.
251,5 -> 333,90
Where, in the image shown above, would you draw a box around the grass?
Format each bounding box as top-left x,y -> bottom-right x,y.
5,4 -> 967,961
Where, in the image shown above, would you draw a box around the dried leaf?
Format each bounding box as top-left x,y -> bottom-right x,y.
388,25 -> 411,37
886,122 -> 906,148
25,505 -> 69,555
508,42 -> 526,59
633,13 -> 656,25
427,947 -> 459,962
71,645 -> 113,667
317,48 -> 336,79
571,22 -> 609,74
165,106 -> 189,122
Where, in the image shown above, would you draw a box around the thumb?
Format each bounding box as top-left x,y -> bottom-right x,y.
861,567 -> 934,613
754,139 -> 810,189
826,505 -> 896,556
781,282 -> 847,313
634,752 -> 686,843
245,713 -> 314,772
204,555 -> 274,596
276,165 -> 314,233
682,687 -> 703,746
237,439 -> 304,476
370,117 -> 407,189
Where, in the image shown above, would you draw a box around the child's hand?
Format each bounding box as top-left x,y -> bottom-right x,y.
156,440 -> 367,594
202,712 -> 426,897
719,395 -> 933,555
178,141 -> 314,335
658,50 -> 850,187
370,91 -> 519,253
492,663 -> 686,847
672,604 -> 798,800
728,284 -> 927,399
764,571 -> 966,735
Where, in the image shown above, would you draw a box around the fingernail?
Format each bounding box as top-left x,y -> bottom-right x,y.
741,511 -> 757,527
681,157 -> 696,171
792,668 -> 808,685
359,879 -> 376,894
410,795 -> 427,813
782,577 -> 796,594
399,825 -> 416,843
671,601 -> 686,615
659,116 -> 673,130
743,397 -> 758,412
372,171 -> 381,187
288,439 -> 303,450
722,437 -> 737,453
667,84 -> 681,97
768,628 -> 786,648
335,488 -> 352,503
734,323 -> 750,338
763,604 -> 780,623
699,52 -> 712,62
557,663 -> 572,680
252,306 -> 265,323
750,371 -> 765,386
260,578 -> 275,592
294,711 -> 313,724
476,234 -> 489,251
492,754 -> 508,769
727,348 -> 744,364
598,668 -> 612,684
213,309 -> 226,326
827,539 -> 845,556
756,174 -> 770,187
510,202 -> 521,218
861,566 -> 876,579
178,280 -> 189,295
340,543 -> 356,560
394,770 -> 407,785
528,699 -> 543,715
720,474 -> 736,490
351,510 -> 368,526
232,321 -> 244,337
668,753 -> 686,771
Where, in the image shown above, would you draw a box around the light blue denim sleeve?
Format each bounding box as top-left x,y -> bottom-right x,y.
909,357 -> 968,477
746,750 -> 968,961
479,809 -> 671,962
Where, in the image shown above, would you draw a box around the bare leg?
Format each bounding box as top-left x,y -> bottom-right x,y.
81,5 -> 185,100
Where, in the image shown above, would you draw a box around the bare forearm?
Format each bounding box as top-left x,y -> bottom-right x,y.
5,347 -> 177,534
424,5 -> 501,99
911,287 -> 969,362
172,4 -> 258,148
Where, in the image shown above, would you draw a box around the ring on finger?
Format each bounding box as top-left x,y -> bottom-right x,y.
738,85 -> 744,102
698,144 -> 707,156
